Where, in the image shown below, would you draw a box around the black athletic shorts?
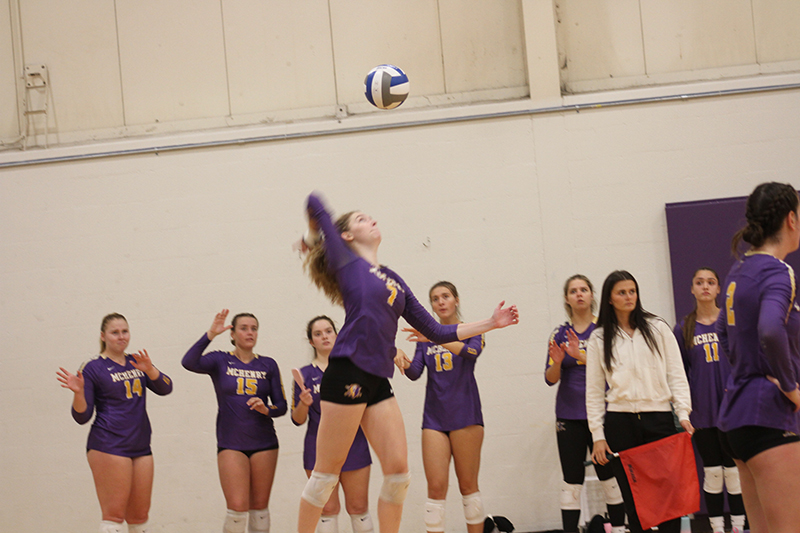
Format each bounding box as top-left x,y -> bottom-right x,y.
723,425 -> 800,462
320,357 -> 394,406
217,445 -> 279,458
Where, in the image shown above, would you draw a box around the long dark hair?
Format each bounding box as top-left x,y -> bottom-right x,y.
732,182 -> 799,257
597,270 -> 660,371
680,267 -> 720,351
306,315 -> 338,358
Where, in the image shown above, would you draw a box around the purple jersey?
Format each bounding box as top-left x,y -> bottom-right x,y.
673,320 -> 731,429
182,334 -> 287,450
306,193 -> 459,378
405,334 -> 485,431
545,321 -> 596,420
716,252 -> 800,433
73,354 -> 173,457
291,364 -> 372,471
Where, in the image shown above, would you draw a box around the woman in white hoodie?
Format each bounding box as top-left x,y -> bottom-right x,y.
586,270 -> 693,533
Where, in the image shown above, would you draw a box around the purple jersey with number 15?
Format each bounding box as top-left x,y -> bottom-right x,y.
306,193 -> 459,378
405,334 -> 485,431
292,363 -> 372,471
716,252 -> 800,434
183,334 -> 287,450
545,321 -> 596,420
73,354 -> 173,457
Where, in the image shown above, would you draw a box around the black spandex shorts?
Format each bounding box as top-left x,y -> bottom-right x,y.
217,445 -> 279,458
320,357 -> 394,406
723,425 -> 800,462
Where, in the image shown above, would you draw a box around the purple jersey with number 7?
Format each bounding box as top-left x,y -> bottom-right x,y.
716,252 -> 800,433
306,193 -> 459,378
73,354 -> 173,457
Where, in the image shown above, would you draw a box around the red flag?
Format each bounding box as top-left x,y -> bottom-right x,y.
617,432 -> 700,530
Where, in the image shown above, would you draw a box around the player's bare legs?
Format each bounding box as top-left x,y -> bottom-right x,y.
361,397 -> 409,533
340,466 -> 370,516
125,455 -> 154,525
249,449 -> 278,510
87,450 -> 134,524
739,442 -> 800,533
218,450 -> 252,512
298,401 -> 365,533
451,425 -> 484,533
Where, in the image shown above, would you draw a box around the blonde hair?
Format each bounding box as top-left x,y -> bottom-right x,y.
303,211 -> 356,306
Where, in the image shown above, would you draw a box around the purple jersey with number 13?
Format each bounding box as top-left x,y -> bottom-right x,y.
545,321 -> 596,420
306,193 -> 459,378
405,334 -> 485,431
716,252 -> 800,433
73,354 -> 173,457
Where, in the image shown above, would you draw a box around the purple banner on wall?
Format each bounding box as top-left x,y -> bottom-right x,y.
666,193 -> 800,324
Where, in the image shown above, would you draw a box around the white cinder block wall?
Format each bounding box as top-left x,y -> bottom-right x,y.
2,88 -> 800,533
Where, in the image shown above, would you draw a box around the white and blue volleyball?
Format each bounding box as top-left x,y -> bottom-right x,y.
364,64 -> 409,110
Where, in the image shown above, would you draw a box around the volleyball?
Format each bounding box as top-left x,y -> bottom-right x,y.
364,64 -> 409,110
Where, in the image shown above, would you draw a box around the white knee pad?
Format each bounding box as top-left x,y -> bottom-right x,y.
724,466 -> 742,494
703,466 -> 724,494
379,472 -> 411,505
302,471 -> 340,508
248,507 -> 270,533
224,510 -> 247,533
316,514 -> 338,533
560,482 -> 583,510
462,492 -> 485,525
350,512 -> 374,533
601,477 -> 623,506
424,499 -> 446,532
127,522 -> 150,533
99,521 -> 123,533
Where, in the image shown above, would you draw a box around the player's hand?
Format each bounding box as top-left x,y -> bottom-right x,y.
56,367 -> 84,393
208,309 -> 232,340
767,375 -> 800,412
394,349 -> 412,375
548,340 -> 565,365
402,327 -> 430,343
491,301 -> 519,329
592,440 -> 613,465
131,349 -> 154,372
564,328 -> 584,362
680,419 -> 695,435
247,397 -> 269,415
299,388 -> 313,407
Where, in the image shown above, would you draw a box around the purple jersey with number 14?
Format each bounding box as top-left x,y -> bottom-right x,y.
545,321 -> 596,420
716,252 -> 800,433
405,334 -> 485,431
73,354 -> 173,457
183,334 -> 287,450
292,364 -> 372,471
306,193 -> 459,378
673,320 -> 731,429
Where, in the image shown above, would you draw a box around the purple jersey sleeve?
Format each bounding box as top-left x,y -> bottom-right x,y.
306,193 -> 357,273
264,359 -> 287,417
182,333 -> 215,373
405,343 -> 426,381
397,277 -> 459,345
758,272 -> 797,392
72,366 -> 96,424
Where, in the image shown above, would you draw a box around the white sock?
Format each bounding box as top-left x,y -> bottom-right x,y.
316,514 -> 338,533
223,510 -> 247,533
127,522 -> 150,533
99,521 -> 123,533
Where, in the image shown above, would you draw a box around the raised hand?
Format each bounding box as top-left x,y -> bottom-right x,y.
491,301 -> 519,329
208,309 -> 233,340
56,367 -> 84,393
299,388 -> 313,407
548,340 -> 565,365
402,327 -> 430,343
131,349 -> 154,373
394,348 -> 412,375
564,328 -> 584,363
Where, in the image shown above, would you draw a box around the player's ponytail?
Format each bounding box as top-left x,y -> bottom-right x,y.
303,212 -> 355,306
732,182 -> 799,257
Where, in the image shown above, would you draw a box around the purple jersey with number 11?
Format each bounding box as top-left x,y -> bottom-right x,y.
545,321 -> 596,420
716,252 -> 800,434
673,320 -> 730,429
73,354 -> 173,457
292,364 -> 372,471
405,334 -> 485,431
183,334 -> 287,450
